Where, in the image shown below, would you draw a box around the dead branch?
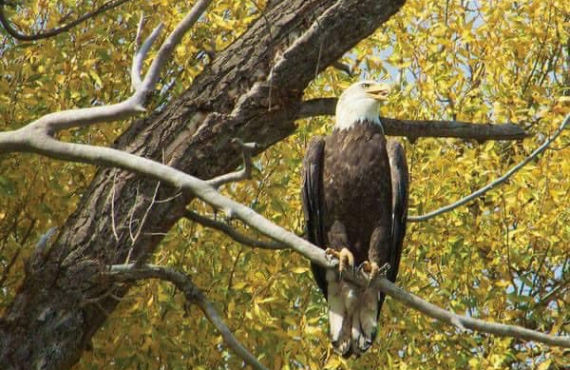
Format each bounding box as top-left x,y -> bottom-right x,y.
185,210 -> 284,250
297,98 -> 530,141
409,114 -> 570,222
0,0 -> 132,41
107,264 -> 267,370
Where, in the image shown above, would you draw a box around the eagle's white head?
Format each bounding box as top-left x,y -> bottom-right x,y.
334,80 -> 391,131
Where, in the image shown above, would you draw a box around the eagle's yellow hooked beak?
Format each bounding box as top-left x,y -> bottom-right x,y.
365,83 -> 391,101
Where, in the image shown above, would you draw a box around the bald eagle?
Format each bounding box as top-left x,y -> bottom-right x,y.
302,81 -> 409,357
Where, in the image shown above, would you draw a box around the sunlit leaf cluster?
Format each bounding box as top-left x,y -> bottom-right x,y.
1,0 -> 568,368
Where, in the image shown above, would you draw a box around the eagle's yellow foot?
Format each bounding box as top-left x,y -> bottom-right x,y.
359,261 -> 390,284
325,248 -> 355,278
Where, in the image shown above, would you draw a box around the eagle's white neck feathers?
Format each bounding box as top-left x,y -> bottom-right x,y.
334,81 -> 389,132
335,98 -> 382,130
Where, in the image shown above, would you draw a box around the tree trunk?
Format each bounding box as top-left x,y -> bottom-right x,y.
0,0 -> 406,367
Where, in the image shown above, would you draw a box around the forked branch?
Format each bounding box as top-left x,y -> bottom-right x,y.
107,264 -> 267,370
0,0 -> 212,135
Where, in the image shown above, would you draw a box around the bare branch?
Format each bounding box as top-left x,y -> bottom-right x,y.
207,139 -> 258,188
2,120 -> 568,348
297,98 -> 530,141
134,13 -> 146,49
107,264 -> 267,370
185,210 -> 285,250
409,114 -> 570,222
0,0 -> 132,41
110,173 -> 120,243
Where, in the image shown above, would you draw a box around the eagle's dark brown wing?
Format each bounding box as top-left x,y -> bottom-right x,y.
386,139 -> 409,283
301,136 -> 327,296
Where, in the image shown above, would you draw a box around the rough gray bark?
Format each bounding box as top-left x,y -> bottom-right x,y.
0,0 -> 407,368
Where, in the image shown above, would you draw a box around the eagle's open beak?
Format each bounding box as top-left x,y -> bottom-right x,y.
365,83 -> 391,101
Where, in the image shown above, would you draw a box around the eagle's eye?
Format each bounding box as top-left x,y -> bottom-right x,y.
361,83 -> 370,88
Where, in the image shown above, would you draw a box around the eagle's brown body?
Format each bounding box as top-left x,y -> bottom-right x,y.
323,122 -> 393,267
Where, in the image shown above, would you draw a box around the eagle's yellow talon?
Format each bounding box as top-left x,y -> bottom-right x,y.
360,261 -> 390,284
325,248 -> 355,279
339,248 -> 354,275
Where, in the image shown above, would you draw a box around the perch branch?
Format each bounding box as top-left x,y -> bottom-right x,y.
107,264 -> 267,370
207,139 -> 258,189
1,123 -> 568,348
185,210 -> 284,250
0,0 -> 132,41
297,98 -> 530,141
409,114 -> 570,222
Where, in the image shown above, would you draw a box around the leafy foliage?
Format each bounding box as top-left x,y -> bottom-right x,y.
1,0 -> 568,368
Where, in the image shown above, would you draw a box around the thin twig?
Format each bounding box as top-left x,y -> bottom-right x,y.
331,61 -> 352,76
409,114 -> 570,222
207,139 -> 258,188
0,0 -> 132,41
0,249 -> 20,287
107,264 -> 267,370
132,181 -> 161,245
185,210 -> 284,250
110,172 -> 120,243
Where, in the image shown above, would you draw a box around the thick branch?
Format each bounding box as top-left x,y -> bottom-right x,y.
0,0 -> 132,41
108,264 -> 267,370
409,114 -> 570,222
297,98 -> 530,141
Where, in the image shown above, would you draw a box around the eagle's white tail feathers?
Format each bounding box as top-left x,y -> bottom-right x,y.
357,287 -> 380,352
326,270 -> 344,343
327,271 -> 379,356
